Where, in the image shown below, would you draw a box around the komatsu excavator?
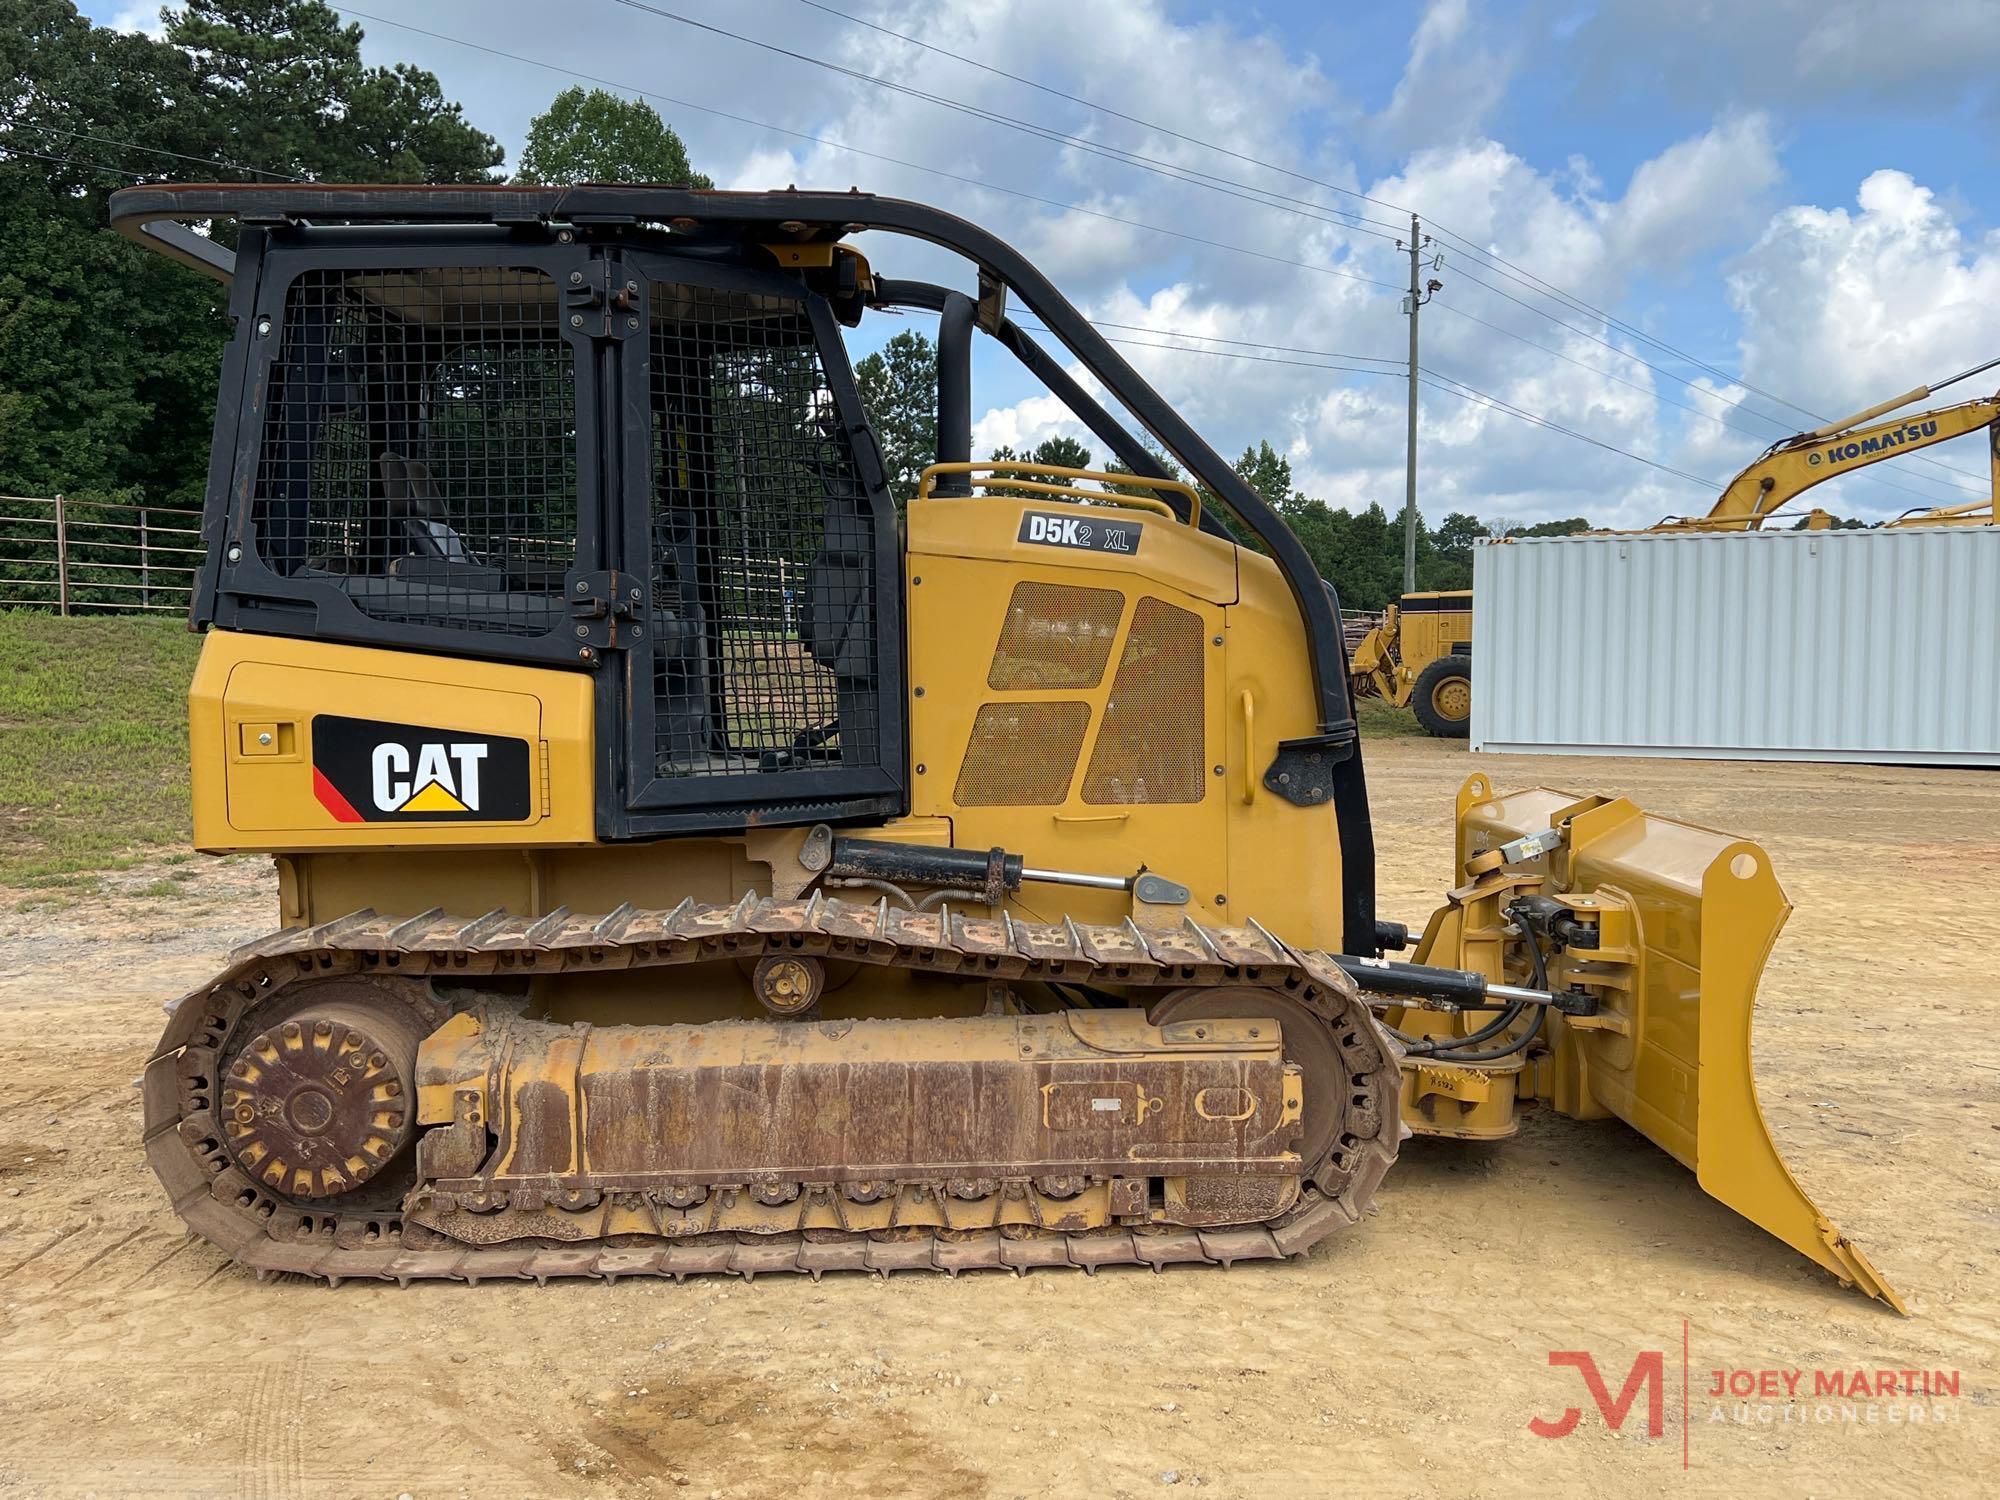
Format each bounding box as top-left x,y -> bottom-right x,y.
110,183 -> 1898,1306
1651,357 -> 2000,534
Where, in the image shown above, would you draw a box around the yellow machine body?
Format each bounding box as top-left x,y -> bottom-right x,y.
188,478 -> 1899,1308
131,180 -> 1895,1302
191,484 -> 1345,953
1392,774 -> 1904,1311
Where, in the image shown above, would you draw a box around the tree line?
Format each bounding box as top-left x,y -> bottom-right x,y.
1,0 -> 705,517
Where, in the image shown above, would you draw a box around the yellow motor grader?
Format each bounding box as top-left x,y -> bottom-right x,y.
1346,590 -> 1473,738
109,183 -> 1896,1306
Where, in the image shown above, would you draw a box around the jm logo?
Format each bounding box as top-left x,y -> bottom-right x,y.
371,742 -> 488,815
1529,1351 -> 1666,1439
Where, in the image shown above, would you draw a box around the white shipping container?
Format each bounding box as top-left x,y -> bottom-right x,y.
1469,527 -> 2000,765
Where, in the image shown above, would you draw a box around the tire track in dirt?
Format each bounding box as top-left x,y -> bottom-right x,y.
239,1355 -> 307,1500
46,1226 -> 151,1290
122,1233 -> 197,1289
0,1224 -> 86,1283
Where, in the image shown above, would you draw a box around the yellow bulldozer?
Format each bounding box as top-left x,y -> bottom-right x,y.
110,183 -> 1896,1306
1354,364 -> 2000,738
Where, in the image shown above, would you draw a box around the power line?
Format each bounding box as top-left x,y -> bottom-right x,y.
0,144 -> 147,180
362,1 -> 1943,499
1083,320 -> 1403,365
607,0 -> 1409,246
788,0 -> 1412,234
1016,321 -> 1404,380
1442,263 -> 1988,500
333,7 -> 1945,514
1422,222 -> 1990,489
784,0 -> 1991,491
335,7 -> 1406,294
1011,311 -> 1719,493
1431,301 -> 1986,510
1422,371 -> 1721,491
28,124 -> 298,182
1427,224 -> 1813,421
140,5 -> 1967,518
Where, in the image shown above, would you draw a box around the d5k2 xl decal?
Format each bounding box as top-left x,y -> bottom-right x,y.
311,715 -> 533,823
1017,510 -> 1143,555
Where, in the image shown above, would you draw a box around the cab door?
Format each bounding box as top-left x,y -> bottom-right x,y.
601,251 -> 906,837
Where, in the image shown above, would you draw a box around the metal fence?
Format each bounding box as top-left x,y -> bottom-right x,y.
0,495 -> 204,615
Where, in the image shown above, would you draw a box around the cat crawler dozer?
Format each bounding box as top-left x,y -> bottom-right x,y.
110,183 -> 1898,1307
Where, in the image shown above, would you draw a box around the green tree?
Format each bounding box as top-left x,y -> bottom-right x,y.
164,1 -> 501,183
1000,434 -> 1096,470
1104,438 -> 1183,496
1234,440 -> 1295,509
1,1 -> 221,511
516,86 -> 711,186
1505,516 -> 1592,538
0,0 -> 501,531
1425,511 -> 1487,590
853,331 -> 938,500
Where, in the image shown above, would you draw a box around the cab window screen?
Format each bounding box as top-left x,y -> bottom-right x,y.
644,282 -> 881,781
250,265 -> 576,638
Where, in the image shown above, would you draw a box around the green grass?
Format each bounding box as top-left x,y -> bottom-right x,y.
0,611 -> 202,885
1355,696 -> 1425,739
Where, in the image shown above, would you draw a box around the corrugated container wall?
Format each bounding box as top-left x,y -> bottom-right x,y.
1470,528 -> 2000,765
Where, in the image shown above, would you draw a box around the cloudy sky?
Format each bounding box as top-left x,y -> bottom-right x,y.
103,0 -> 2000,528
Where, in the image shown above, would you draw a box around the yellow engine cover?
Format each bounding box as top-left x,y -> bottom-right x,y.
190,631 -> 598,851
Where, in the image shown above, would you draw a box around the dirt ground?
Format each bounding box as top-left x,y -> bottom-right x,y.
0,738 -> 1992,1498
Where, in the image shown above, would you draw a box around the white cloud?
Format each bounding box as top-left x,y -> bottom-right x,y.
108,3 -> 172,39
1607,114 -> 1781,276
957,112 -> 1783,530
1722,170 -> 2000,516
329,3 -> 1986,529
1372,0 -> 1518,153
971,389 -> 1097,460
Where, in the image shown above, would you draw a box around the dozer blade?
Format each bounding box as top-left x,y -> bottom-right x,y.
1458,779 -> 1906,1312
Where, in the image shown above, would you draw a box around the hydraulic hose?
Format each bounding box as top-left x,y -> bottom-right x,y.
1423,1002 -> 1544,1064
1389,905 -> 1551,1060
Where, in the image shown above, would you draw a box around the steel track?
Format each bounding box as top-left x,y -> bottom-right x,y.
142,894 -> 1404,1285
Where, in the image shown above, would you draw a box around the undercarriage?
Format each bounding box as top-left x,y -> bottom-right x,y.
148,897 -> 1401,1283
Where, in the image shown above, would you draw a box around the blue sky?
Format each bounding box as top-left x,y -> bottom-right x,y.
99,0 -> 2000,528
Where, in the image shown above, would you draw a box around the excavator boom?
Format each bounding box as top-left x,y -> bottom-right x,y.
1659,392 -> 2000,532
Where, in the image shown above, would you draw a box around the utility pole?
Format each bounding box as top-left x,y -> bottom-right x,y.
1400,216 -> 1442,596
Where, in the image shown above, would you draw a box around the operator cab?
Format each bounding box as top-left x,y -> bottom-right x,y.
215,230 -> 897,828
116,185 -> 1367,945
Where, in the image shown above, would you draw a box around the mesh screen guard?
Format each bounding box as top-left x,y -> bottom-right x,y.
251,265 -> 577,638
234,247 -> 900,829
642,278 -> 884,786
988,581 -> 1124,690
1082,597 -> 1206,804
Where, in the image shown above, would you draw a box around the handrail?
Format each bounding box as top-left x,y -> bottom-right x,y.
914,461 -> 1200,526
